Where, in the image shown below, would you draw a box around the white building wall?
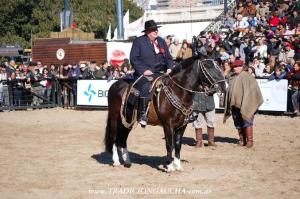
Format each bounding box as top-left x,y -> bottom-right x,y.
157,22 -> 210,42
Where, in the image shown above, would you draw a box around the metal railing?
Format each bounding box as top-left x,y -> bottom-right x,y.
202,0 -> 236,33
0,78 -> 77,111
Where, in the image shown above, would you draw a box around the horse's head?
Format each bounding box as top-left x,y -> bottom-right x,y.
196,59 -> 227,95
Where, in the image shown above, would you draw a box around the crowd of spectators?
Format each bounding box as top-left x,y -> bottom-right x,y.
164,0 -> 300,114
0,59 -> 134,109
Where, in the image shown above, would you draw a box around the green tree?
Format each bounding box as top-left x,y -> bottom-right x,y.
71,0 -> 143,38
0,0 -> 143,48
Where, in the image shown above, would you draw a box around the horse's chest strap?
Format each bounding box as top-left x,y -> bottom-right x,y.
162,84 -> 193,116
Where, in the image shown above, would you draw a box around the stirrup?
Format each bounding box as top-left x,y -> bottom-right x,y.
139,120 -> 147,128
188,113 -> 198,123
139,114 -> 147,128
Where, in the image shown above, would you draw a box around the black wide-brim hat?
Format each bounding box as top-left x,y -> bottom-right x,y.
142,20 -> 161,32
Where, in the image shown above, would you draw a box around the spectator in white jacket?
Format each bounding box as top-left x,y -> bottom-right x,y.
233,14 -> 249,37
253,38 -> 268,62
252,57 -> 266,77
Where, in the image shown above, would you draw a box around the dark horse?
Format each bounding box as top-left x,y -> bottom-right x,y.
104,56 -> 226,172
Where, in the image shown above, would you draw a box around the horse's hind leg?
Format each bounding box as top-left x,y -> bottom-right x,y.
117,125 -> 132,168
111,117 -> 121,167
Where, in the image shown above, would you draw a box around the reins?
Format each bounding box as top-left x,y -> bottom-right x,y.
167,59 -> 226,95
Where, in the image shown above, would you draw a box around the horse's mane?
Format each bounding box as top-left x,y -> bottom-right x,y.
170,57 -> 196,75
170,53 -> 209,75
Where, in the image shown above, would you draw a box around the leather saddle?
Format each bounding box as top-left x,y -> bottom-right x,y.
121,75 -> 164,127
124,75 -> 164,107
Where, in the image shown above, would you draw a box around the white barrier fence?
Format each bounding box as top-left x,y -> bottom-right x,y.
77,79 -> 288,112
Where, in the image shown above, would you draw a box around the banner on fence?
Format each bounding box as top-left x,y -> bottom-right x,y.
256,79 -> 288,111
77,79 -> 288,111
77,80 -> 117,106
214,79 -> 288,111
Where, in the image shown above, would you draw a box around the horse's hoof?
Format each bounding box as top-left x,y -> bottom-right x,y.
174,162 -> 183,171
175,166 -> 184,172
165,163 -> 175,173
124,163 -> 132,168
172,158 -> 183,171
166,168 -> 175,173
112,162 -> 121,167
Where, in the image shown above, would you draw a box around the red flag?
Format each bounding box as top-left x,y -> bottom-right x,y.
71,22 -> 77,29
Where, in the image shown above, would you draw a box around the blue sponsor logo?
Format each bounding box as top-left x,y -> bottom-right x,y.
84,84 -> 96,102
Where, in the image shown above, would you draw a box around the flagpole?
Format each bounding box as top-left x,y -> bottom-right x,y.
116,0 -> 124,40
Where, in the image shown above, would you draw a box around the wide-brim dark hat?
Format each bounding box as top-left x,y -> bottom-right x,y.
142,20 -> 161,32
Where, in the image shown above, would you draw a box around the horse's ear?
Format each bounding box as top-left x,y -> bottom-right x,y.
215,58 -> 222,66
193,52 -> 209,60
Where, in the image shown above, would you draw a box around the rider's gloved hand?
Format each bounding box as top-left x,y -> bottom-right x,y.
143,70 -> 153,76
166,69 -> 172,75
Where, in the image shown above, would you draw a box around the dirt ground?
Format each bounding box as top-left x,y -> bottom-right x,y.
0,108 -> 299,199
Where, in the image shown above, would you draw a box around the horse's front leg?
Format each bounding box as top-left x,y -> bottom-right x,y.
173,125 -> 186,171
112,143 -> 121,166
164,126 -> 175,172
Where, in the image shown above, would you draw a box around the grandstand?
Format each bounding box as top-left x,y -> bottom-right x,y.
133,0 -> 223,9
134,0 -> 231,41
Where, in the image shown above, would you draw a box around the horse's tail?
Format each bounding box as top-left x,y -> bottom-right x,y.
104,113 -> 113,153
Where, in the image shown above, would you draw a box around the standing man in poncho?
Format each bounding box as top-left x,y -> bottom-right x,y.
223,60 -> 264,148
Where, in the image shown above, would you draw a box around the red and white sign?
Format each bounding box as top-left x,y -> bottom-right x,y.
106,42 -> 132,68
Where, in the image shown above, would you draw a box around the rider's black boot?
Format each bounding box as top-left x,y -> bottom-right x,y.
139,97 -> 149,128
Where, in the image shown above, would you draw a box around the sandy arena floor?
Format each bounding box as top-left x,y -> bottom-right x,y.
0,108 -> 299,199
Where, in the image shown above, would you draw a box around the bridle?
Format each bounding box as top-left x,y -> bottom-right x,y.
198,59 -> 226,96
167,59 -> 226,95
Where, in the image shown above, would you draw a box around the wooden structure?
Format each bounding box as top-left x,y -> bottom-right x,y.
50,28 -> 95,40
32,37 -> 107,66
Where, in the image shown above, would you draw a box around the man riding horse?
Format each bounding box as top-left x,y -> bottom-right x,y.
130,20 -> 173,127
